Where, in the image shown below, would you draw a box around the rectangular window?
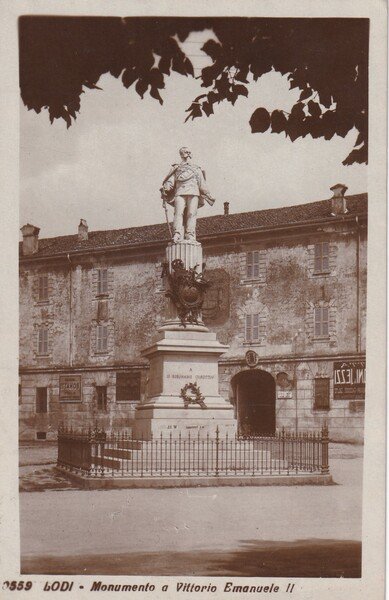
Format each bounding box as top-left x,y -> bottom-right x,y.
245,314 -> 260,342
97,268 -> 108,295
314,378 -> 330,410
96,325 -> 108,352
96,386 -> 107,411
36,387 -> 48,413
116,372 -> 141,402
314,242 -> 330,273
314,307 -> 329,337
37,327 -> 49,354
36,431 -> 47,440
246,251 -> 260,279
38,274 -> 49,301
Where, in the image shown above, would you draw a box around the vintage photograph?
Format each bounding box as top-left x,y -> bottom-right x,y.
17,14 -> 370,580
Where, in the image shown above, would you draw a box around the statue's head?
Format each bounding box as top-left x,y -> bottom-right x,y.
179,147 -> 192,160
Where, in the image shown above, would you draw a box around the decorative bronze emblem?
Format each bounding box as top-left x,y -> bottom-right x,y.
276,371 -> 293,390
245,350 -> 259,368
180,382 -> 206,408
165,259 -> 210,326
201,268 -> 230,325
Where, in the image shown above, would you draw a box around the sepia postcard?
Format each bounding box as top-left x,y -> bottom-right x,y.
0,1 -> 386,599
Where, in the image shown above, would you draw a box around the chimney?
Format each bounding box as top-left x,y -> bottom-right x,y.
223,201 -> 230,216
330,183 -> 348,215
20,223 -> 40,256
78,219 -> 88,241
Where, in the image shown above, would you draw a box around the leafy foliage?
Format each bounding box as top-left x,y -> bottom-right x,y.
19,17 -> 368,164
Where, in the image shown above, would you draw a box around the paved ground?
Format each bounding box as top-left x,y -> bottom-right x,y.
19,442 -> 363,577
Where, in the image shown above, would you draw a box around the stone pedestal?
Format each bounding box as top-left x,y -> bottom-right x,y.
134,239 -> 237,439
134,329 -> 236,439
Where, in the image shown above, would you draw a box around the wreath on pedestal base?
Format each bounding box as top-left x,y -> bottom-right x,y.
180,382 -> 206,409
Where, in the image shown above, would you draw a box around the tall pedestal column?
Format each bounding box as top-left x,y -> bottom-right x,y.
134,240 -> 237,439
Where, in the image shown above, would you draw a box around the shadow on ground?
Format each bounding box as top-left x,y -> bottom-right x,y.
21,539 -> 361,578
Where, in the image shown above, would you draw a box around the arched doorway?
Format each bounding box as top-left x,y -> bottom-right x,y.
232,370 -> 276,436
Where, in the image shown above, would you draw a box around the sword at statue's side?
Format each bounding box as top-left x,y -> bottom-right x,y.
160,188 -> 173,240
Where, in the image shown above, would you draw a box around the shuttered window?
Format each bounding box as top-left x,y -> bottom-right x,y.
245,314 -> 260,342
38,275 -> 49,301
36,387 -> 48,413
37,327 -> 48,354
314,378 -> 330,410
96,386 -> 107,411
314,307 -> 329,337
246,251 -> 260,279
116,372 -> 141,402
97,268 -> 108,295
314,242 -> 330,273
96,325 -> 108,352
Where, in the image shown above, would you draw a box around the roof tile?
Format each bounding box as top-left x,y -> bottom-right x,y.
20,193 -> 367,258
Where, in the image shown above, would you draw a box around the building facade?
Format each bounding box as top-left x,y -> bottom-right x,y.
19,186 -> 367,442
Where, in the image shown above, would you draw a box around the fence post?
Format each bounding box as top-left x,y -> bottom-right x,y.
281,426 -> 285,461
321,422 -> 329,474
215,426 -> 219,477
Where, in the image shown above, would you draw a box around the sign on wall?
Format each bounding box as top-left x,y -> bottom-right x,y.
59,375 -> 82,402
277,390 -> 293,399
333,361 -> 365,400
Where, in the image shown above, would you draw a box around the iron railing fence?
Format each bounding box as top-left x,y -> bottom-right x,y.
57,425 -> 329,478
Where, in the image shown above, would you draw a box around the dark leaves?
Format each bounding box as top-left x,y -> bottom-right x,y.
122,68 -> 137,89
271,110 -> 287,134
202,39 -> 223,61
343,144 -> 367,166
19,16 -> 368,164
149,87 -> 163,105
184,102 -> 202,122
234,84 -> 248,97
249,107 -> 271,133
202,101 -> 214,116
299,87 -> 312,101
308,100 -> 322,118
135,78 -> 148,99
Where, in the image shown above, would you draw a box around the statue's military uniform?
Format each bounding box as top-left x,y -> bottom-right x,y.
161,161 -> 215,241
162,163 -> 214,208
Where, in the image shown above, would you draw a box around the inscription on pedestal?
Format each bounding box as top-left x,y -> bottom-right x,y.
167,373 -> 215,380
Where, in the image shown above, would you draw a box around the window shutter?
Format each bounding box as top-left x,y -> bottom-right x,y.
245,314 -> 252,341
253,313 -> 259,341
314,308 -> 321,336
38,327 -> 48,354
97,325 -> 102,351
253,251 -> 259,278
246,252 -> 253,279
116,372 -> 141,402
98,269 -> 108,294
97,325 -> 108,352
322,307 -> 329,336
322,242 -> 329,271
314,378 -> 330,410
102,325 -> 108,351
36,387 -> 48,413
38,275 -> 48,301
314,242 -> 330,273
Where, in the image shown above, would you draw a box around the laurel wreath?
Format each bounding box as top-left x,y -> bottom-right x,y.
180,382 -> 206,409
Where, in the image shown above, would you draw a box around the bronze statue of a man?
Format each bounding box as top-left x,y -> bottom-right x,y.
161,147 -> 215,242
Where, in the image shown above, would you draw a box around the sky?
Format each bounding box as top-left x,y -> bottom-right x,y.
19,29 -> 367,239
